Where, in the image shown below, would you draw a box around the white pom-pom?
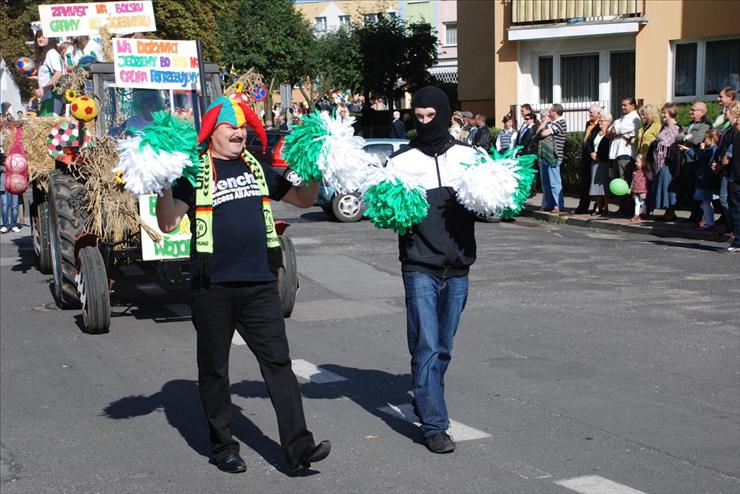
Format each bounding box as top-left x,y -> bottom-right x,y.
318,114 -> 380,193
450,149 -> 519,216
114,137 -> 193,196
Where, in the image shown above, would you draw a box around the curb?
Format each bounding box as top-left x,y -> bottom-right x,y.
520,207 -> 730,242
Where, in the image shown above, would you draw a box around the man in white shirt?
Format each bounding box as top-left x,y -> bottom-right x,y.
608,98 -> 641,215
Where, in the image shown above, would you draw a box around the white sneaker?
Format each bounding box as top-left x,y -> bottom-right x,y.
0,226 -> 8,234
728,245 -> 739,254
11,226 -> 21,233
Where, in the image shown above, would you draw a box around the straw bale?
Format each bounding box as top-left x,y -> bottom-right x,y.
73,135 -> 159,244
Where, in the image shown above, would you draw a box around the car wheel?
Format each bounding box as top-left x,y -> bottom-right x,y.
331,192 -> 363,223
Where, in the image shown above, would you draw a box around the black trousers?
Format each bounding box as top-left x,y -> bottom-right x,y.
190,282 -> 314,463
576,155 -> 591,210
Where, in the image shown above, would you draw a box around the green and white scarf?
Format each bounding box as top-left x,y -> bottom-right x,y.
191,149 -> 281,287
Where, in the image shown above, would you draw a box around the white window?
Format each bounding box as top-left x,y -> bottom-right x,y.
672,38 -> 740,101
339,15 -> 351,28
560,53 -> 599,103
444,22 -> 457,46
364,13 -> 379,25
314,17 -> 327,32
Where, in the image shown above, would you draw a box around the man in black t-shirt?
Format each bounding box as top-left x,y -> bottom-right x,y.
156,96 -> 329,474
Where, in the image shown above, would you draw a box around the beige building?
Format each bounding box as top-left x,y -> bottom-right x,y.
458,0 -> 740,129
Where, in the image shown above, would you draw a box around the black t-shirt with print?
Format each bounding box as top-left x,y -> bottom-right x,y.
172,157 -> 292,283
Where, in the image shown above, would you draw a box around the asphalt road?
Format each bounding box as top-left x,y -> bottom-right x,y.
1,202 -> 739,494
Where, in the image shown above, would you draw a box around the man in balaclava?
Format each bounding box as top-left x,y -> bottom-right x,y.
155,95 -> 330,474
388,86 -> 477,454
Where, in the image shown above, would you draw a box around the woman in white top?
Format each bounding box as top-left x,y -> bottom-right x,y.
33,30 -> 65,116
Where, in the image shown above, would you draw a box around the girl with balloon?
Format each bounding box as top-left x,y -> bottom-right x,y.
33,30 -> 65,116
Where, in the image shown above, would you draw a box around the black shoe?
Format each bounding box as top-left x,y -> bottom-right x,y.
425,431 -> 456,454
289,440 -> 331,471
574,208 -> 588,214
214,453 -> 247,474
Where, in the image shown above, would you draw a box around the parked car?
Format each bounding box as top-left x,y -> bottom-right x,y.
317,138 -> 409,222
245,129 -> 290,174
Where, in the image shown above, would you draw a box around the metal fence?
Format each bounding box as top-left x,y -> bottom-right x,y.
528,100 -> 610,133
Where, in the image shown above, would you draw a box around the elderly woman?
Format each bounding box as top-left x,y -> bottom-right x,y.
635,105 -> 662,216
651,103 -> 682,221
588,113 -> 613,216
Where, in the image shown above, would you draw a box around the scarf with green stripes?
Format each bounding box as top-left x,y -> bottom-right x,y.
191,148 -> 281,288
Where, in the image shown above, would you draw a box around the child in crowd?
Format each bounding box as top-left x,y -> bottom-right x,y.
693,130 -> 722,230
630,147 -> 649,222
495,115 -> 517,153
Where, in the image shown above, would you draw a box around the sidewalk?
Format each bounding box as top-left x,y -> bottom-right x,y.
521,193 -> 734,243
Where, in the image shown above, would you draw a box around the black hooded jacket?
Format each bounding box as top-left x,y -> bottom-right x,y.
390,87 -> 477,277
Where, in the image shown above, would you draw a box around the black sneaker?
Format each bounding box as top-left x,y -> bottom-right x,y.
424,431 -> 456,454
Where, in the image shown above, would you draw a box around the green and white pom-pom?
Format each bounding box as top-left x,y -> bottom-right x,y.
501,151 -> 537,218
451,147 -> 536,217
114,111 -> 200,195
362,170 -> 429,235
281,111 -> 329,182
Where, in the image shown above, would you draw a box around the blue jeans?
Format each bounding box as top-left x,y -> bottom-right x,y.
719,175 -> 733,228
1,191 -> 19,228
402,271 -> 468,437
540,159 -> 564,210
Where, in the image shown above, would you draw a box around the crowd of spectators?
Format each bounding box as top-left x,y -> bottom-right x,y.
451,87 -> 740,253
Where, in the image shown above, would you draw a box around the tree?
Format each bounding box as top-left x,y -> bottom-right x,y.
355,15 -> 438,112
217,0 -> 315,109
0,0 -> 42,99
313,27 -> 362,96
152,0 -> 233,63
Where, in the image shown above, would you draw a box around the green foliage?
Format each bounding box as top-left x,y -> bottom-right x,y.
561,132 -> 585,186
0,0 -> 40,99
675,100 -> 724,128
218,0 -> 315,87
314,27 -> 362,93
354,16 -> 438,110
152,0 -> 231,63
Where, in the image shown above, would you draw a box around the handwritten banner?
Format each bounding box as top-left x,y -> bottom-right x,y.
113,38 -> 200,90
139,195 -> 191,261
38,1 -> 156,37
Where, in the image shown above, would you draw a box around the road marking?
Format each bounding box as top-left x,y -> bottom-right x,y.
555,475 -> 647,494
164,304 -> 190,318
232,332 -> 246,346
377,403 -> 491,442
290,237 -> 321,245
291,359 -> 347,383
136,283 -> 166,295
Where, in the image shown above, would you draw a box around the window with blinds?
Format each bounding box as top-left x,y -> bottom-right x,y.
561,54 -> 599,103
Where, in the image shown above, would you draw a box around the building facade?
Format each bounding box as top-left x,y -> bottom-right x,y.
458,0 -> 740,130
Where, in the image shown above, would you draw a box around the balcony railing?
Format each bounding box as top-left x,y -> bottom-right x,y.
511,0 -> 643,25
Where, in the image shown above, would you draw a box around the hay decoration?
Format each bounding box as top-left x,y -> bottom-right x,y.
98,27 -> 113,63
74,135 -> 160,244
1,117 -> 68,191
54,68 -> 90,98
224,69 -> 266,113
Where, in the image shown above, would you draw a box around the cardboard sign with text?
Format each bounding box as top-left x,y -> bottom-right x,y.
38,1 -> 156,37
113,38 -> 200,90
139,195 -> 191,261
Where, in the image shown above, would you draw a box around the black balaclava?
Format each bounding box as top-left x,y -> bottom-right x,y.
411,86 -> 454,157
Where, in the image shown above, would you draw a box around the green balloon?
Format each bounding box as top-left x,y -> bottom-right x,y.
609,178 -> 630,196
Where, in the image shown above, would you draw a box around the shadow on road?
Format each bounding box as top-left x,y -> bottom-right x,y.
102,379 -> 319,476
232,364 -> 422,445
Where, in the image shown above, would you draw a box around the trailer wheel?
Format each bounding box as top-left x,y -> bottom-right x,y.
277,235 -> 298,318
76,246 -> 111,334
48,170 -> 86,309
33,202 -> 53,274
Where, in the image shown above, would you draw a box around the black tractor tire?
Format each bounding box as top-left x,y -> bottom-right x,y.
33,202 -> 53,274
48,170 -> 87,309
331,192 -> 364,223
77,246 -> 111,334
277,235 -> 298,318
